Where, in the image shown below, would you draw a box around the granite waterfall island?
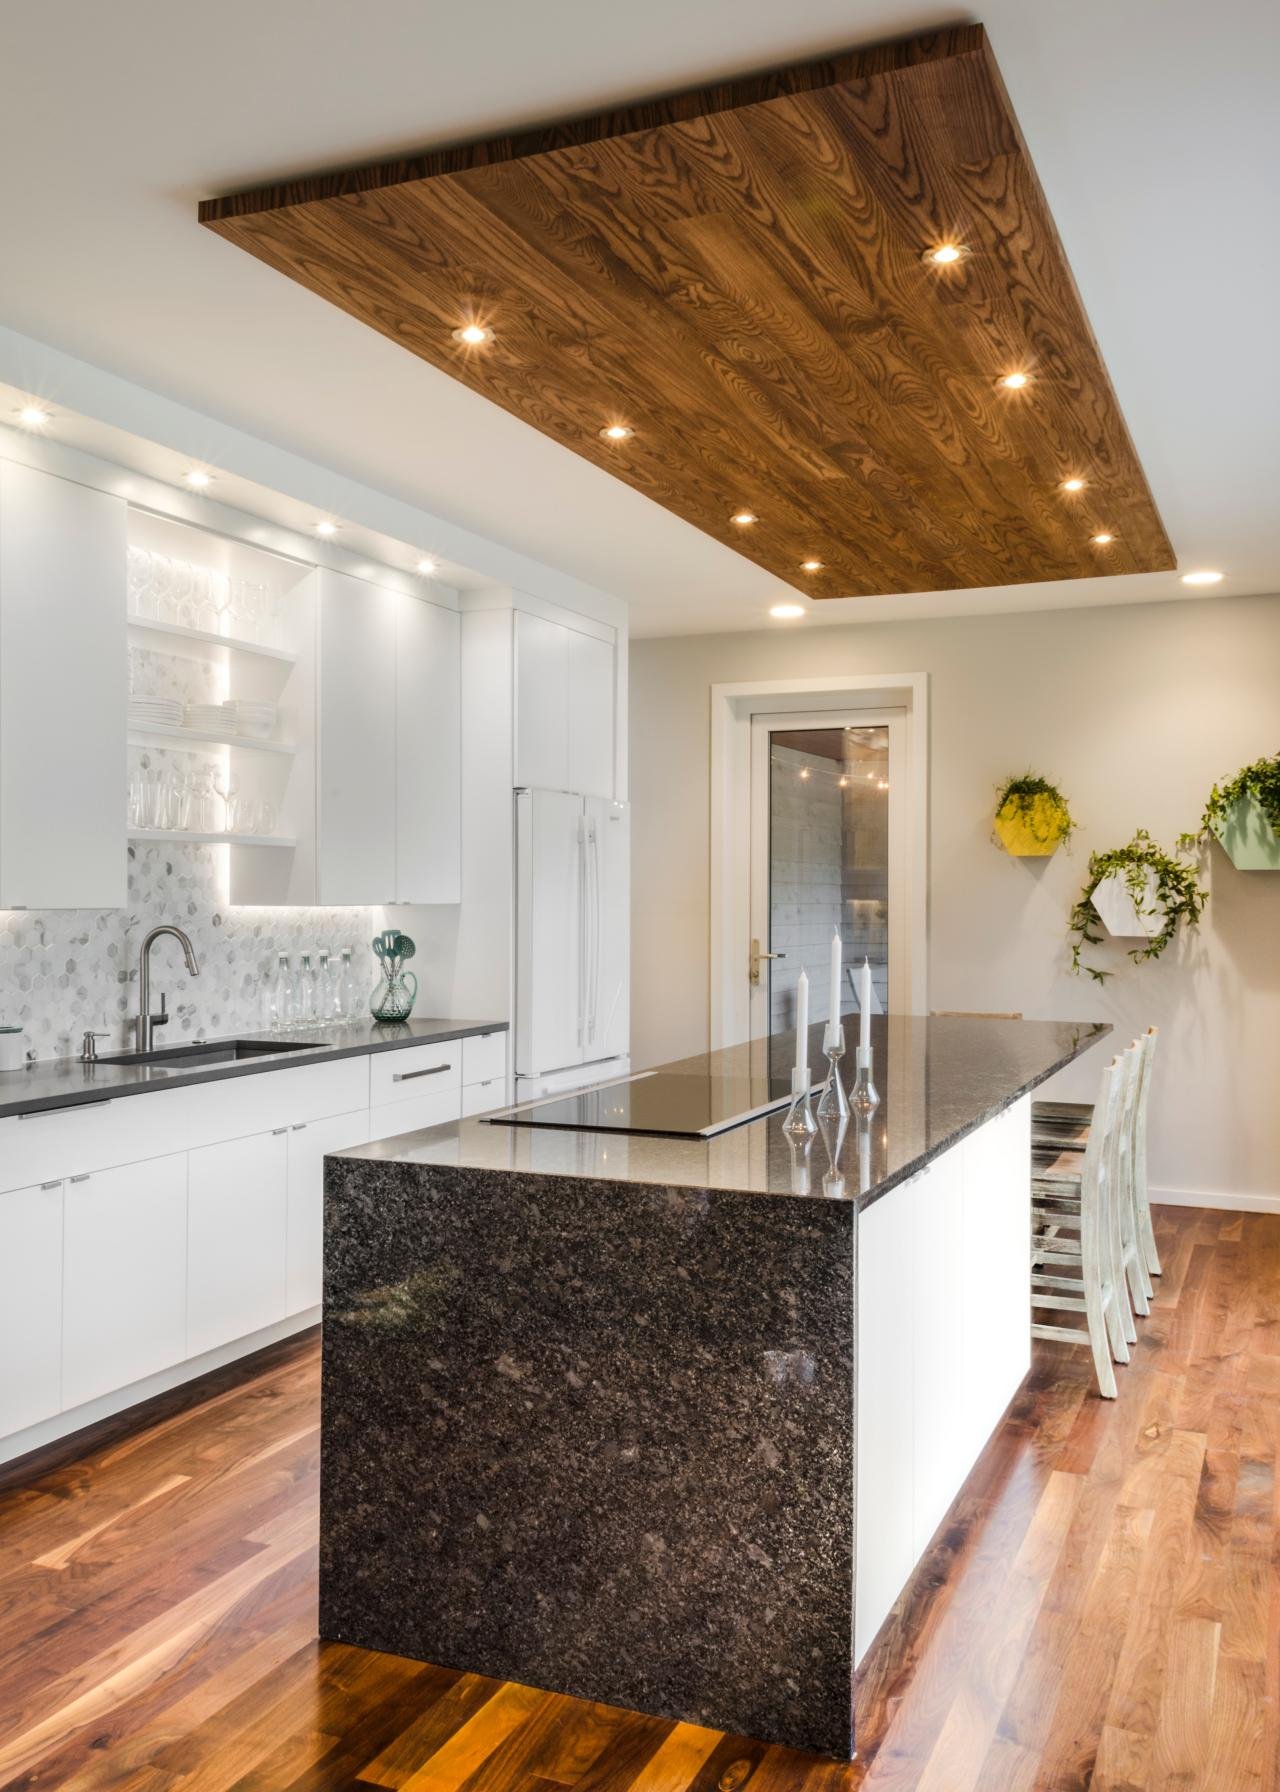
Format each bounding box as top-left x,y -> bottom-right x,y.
319,1015 -> 1108,1760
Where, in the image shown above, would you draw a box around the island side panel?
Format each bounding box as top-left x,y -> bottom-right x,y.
319,1157 -> 857,1759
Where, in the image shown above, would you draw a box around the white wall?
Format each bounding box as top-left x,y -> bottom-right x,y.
630,594 -> 1280,1211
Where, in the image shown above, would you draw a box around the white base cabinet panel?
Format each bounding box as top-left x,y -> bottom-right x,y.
368,1083 -> 462,1143
856,1098 -> 1030,1665
286,1109 -> 370,1316
63,1154 -> 188,1411
0,1180 -> 63,1437
188,1131 -> 288,1358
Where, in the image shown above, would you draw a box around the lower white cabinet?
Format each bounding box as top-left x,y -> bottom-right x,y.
0,1180 -> 63,1437
188,1130 -> 288,1358
286,1109 -> 369,1316
63,1154 -> 188,1411
368,1082 -> 461,1142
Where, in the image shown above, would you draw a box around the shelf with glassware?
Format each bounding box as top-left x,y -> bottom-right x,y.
125,509 -> 317,897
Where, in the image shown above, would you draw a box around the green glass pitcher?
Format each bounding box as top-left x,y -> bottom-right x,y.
370,930 -> 418,1022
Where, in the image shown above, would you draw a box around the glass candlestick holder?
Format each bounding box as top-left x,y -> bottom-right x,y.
851,1043 -> 880,1115
818,1111 -> 848,1199
816,1025 -> 850,1122
783,1064 -> 817,1138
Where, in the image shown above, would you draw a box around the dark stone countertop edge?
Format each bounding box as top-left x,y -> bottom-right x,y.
0,1018 -> 508,1121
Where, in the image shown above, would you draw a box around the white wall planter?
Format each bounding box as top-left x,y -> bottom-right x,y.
1090,868 -> 1166,940
1212,794 -> 1280,871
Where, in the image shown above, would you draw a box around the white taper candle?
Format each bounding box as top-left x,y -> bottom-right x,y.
825,929 -> 842,1049
859,957 -> 872,1053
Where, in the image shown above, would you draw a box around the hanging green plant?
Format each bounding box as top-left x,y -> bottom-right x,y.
992,773 -> 1075,857
1178,751 -> 1280,870
1068,829 -> 1207,984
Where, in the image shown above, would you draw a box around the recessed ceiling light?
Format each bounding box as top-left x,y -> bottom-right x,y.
184,469 -> 213,489
599,424 -> 634,442
15,404 -> 51,427
451,324 -> 493,346
1061,477 -> 1086,493
731,510 -> 757,526
416,556 -> 438,576
1181,569 -> 1223,586
800,558 -> 824,573
924,243 -> 965,267
770,603 -> 805,619
998,372 -> 1030,390
315,519 -> 338,537
1091,532 -> 1115,545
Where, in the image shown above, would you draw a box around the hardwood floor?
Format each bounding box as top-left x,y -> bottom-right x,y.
0,1204 -> 1275,1791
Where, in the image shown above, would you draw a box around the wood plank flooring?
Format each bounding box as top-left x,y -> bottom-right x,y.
0,1205 -> 1275,1790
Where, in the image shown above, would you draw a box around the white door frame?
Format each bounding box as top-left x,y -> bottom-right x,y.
748,707 -> 908,1039
710,674 -> 929,1049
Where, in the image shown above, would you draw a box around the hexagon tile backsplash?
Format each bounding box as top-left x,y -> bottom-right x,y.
0,842 -> 375,1059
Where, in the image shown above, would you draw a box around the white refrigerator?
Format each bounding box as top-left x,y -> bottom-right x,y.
514,789 -> 630,1101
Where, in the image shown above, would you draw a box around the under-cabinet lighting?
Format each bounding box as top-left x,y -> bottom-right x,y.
599,424 -> 634,442
769,603 -> 805,619
314,520 -> 338,537
15,404 -> 51,427
1181,569 -> 1223,586
452,324 -> 493,346
416,556 -> 438,576
184,469 -> 214,489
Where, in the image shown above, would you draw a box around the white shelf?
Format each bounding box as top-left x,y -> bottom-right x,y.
128,722 -> 297,757
127,617 -> 297,666
128,829 -> 298,849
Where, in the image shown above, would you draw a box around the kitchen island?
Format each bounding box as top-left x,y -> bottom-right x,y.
320,1015 -> 1107,1760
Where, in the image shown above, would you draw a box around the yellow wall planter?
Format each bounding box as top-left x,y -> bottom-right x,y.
994,791 -> 1072,857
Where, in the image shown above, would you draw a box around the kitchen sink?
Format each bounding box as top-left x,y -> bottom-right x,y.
95,1037 -> 331,1069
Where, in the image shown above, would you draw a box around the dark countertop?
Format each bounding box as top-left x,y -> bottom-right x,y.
0,1016 -> 508,1121
339,1014 -> 1109,1209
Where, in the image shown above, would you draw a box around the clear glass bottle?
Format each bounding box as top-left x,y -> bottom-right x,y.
339,948 -> 358,1022
296,951 -> 318,1028
262,951 -> 293,1033
317,948 -> 340,1021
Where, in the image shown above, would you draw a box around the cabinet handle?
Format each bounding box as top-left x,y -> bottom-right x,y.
41,1180 -> 61,1190
291,1123 -> 307,1131
271,1126 -> 289,1135
69,1173 -> 91,1184
20,1098 -> 114,1120
392,1064 -> 450,1082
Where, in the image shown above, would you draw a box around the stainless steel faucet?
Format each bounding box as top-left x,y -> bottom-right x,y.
136,925 -> 200,1053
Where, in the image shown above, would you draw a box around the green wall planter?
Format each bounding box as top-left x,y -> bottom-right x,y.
1212,793 -> 1280,870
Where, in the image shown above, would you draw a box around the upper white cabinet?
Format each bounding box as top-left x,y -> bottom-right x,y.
0,462 -> 126,908
316,569 -> 399,904
515,610 -> 615,799
396,593 -> 461,903
316,570 -> 462,906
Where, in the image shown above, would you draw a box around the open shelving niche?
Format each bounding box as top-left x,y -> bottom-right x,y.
126,508 -> 319,903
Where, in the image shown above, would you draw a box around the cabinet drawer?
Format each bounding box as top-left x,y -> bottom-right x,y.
370,1041 -> 461,1109
462,1078 -> 506,1118
184,1056 -> 370,1149
367,1083 -> 460,1142
0,1086 -> 192,1192
462,1031 -> 507,1088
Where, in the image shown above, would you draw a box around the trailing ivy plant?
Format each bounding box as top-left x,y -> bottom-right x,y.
1068,829 -> 1207,984
992,772 -> 1075,847
1178,751 -> 1280,851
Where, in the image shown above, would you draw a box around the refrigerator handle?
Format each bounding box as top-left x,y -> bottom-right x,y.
577,813 -> 587,1050
591,817 -> 602,1043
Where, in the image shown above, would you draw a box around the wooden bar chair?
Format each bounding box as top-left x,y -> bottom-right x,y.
1030,1053 -> 1130,1398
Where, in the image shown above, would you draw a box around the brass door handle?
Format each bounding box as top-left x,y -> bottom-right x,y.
749,938 -> 785,985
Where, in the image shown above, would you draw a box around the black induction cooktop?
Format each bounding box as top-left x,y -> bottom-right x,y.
488,1068 -> 812,1140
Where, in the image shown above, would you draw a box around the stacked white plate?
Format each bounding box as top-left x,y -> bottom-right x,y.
128,696 -> 184,729
186,702 -> 228,732
222,698 -> 278,740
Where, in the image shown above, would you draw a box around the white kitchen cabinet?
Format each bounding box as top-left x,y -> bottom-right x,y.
0,461 -> 127,908
63,1153 -> 188,1411
317,569 -> 398,904
0,1179 -> 63,1436
366,1081 -> 461,1143
514,610 -> 616,799
396,594 -> 461,903
568,629 -> 615,799
187,1130 -> 288,1357
285,1109 -> 370,1316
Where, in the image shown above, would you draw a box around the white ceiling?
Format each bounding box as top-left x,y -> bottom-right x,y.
1,0 -> 1276,637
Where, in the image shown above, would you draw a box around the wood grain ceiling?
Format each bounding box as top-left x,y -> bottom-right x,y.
201,25 -> 1174,599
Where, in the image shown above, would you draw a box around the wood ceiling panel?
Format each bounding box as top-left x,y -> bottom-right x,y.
201,25 -> 1174,597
